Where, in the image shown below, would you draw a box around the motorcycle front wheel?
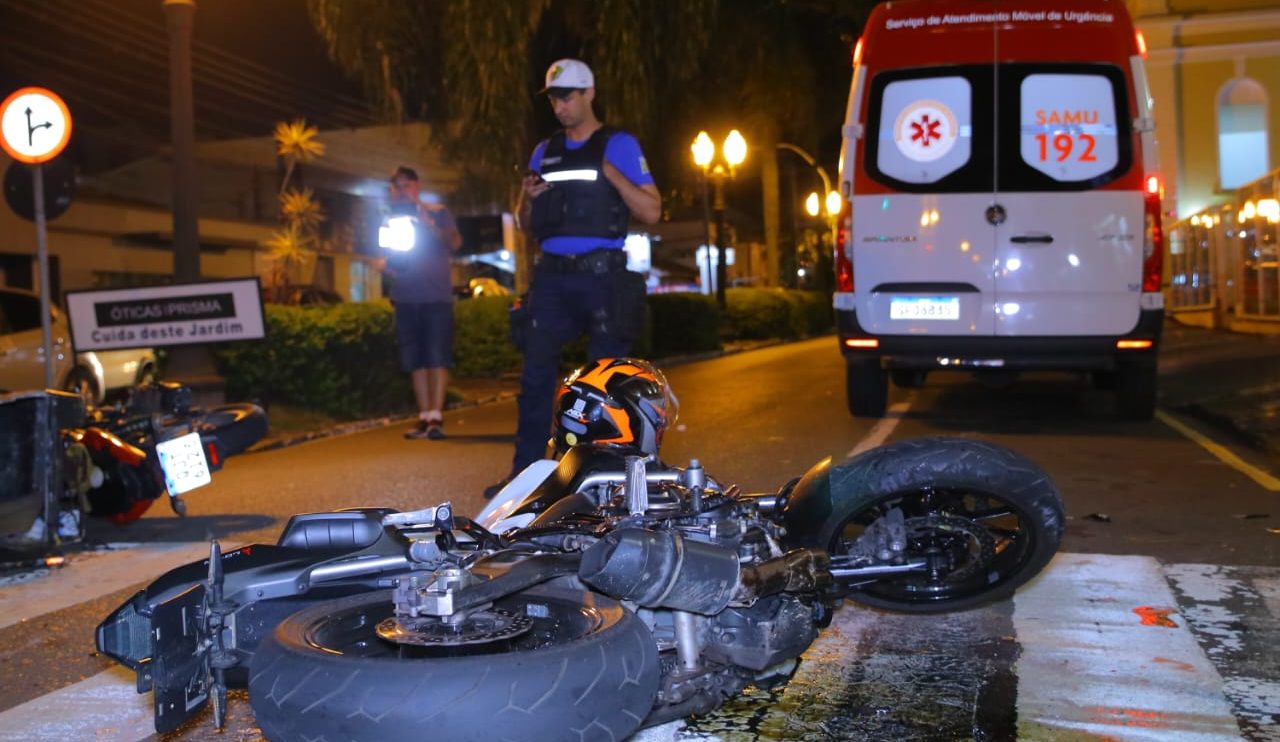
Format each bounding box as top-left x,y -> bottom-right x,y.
821,437 -> 1064,614
249,586 -> 660,742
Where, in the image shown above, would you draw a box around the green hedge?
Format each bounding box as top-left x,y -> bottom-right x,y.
214,288 -> 829,418
647,292 -> 721,357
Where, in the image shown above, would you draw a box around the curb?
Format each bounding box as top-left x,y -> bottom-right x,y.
248,387 -> 521,453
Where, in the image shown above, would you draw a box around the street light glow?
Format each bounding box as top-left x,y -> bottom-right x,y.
806,192 -> 820,217
692,131 -> 714,169
826,190 -> 842,217
723,130 -> 747,168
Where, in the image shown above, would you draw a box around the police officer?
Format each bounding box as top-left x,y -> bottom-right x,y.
488,58 -> 661,496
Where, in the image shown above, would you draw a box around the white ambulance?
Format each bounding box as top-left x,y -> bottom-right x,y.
834,0 -> 1164,419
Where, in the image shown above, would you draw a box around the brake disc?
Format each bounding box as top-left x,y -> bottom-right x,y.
376,607 -> 533,647
902,514 -> 997,583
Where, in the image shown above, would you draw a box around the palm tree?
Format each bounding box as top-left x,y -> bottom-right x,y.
274,118 -> 327,195
268,120 -> 327,298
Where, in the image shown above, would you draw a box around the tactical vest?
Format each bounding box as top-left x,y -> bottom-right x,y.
530,127 -> 631,242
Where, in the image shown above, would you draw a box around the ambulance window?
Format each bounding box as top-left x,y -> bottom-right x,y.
1002,64 -> 1132,191
1020,74 -> 1120,181
873,76 -> 973,185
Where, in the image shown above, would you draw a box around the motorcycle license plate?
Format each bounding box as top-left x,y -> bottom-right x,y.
890,296 -> 960,321
156,432 -> 212,495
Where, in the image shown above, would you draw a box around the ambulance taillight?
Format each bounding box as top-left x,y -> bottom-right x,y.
1143,174 -> 1164,293
834,200 -> 854,293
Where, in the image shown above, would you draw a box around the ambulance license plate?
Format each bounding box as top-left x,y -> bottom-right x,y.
890,296 -> 960,321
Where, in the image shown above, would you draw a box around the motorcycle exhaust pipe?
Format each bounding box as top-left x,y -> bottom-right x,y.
736,548 -> 831,601
579,529 -> 740,615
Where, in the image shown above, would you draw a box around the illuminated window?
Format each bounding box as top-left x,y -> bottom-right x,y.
1217,77 -> 1270,190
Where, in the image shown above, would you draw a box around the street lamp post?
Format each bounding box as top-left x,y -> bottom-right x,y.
778,142 -> 839,251
691,129 -> 747,308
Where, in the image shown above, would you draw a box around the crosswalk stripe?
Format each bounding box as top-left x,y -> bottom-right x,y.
0,542 -> 210,630
1014,553 -> 1242,740
0,666 -> 152,742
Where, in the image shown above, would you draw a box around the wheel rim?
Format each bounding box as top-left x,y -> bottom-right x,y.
832,486 -> 1040,605
302,591 -> 606,660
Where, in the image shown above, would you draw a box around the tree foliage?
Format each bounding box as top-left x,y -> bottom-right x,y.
306,0 -> 874,208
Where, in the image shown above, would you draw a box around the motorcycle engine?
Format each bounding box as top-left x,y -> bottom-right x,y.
581,462 -> 825,722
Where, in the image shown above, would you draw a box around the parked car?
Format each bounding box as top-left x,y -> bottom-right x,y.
0,287 -> 156,403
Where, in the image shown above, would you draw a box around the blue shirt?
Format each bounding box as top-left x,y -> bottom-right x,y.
386,205 -> 458,304
529,129 -> 654,255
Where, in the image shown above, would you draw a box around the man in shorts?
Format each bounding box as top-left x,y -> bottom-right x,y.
382,166 -> 462,439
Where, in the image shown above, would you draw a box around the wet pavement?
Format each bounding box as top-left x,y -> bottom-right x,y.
257,322 -> 1280,461
1159,320 -> 1280,460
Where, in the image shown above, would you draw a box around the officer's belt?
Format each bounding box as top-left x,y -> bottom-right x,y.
537,248 -> 628,274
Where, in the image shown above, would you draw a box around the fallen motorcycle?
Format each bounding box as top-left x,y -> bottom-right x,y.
75,379 -> 268,524
0,380 -> 267,552
96,359 -> 1064,741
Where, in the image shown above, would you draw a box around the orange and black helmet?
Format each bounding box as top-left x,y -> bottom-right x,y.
551,358 -> 679,457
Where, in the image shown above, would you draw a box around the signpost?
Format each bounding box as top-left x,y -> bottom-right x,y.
1,87 -> 73,388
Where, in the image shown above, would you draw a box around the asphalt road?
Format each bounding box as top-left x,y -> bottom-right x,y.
2,337 -> 1278,741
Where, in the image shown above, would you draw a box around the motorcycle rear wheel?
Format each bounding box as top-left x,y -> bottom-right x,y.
823,437 -> 1064,613
249,586 -> 659,742
189,403 -> 267,457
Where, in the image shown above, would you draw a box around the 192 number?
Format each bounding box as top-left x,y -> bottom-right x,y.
1035,132 -> 1097,162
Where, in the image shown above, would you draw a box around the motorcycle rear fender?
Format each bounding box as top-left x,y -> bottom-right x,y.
98,508 -> 412,670
777,457 -> 836,549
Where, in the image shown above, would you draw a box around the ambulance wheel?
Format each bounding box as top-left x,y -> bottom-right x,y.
846,359 -> 888,418
1115,356 -> 1157,420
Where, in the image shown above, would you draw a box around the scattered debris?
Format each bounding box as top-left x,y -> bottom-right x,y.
1083,513 -> 1112,523
1232,513 -> 1270,520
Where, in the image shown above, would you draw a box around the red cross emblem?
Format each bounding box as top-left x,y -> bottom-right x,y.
910,114 -> 942,147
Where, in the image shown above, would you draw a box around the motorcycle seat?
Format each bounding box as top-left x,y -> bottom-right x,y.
276,509 -> 391,551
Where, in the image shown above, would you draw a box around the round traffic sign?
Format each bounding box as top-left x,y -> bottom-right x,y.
1,87 -> 73,164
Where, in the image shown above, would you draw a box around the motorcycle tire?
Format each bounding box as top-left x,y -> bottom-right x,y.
193,403 -> 267,457
249,586 -> 660,742
819,437 -> 1064,614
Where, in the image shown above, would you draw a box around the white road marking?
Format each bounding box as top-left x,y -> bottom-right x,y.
1156,409 -> 1280,492
0,666 -> 152,742
0,541 -> 210,630
1014,553 -> 1242,740
847,398 -> 914,459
